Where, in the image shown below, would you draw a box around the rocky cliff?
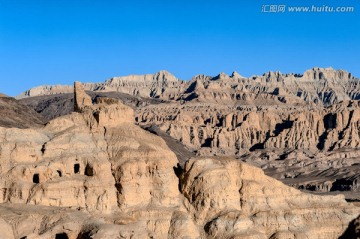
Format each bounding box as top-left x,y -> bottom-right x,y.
18,67 -> 360,106
0,83 -> 359,239
17,70 -> 186,100
137,100 -> 360,198
145,100 -> 360,154
18,68 -> 360,200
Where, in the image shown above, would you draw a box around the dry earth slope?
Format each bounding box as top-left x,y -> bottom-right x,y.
0,95 -> 45,128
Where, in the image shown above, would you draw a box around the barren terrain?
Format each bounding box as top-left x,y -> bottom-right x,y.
18,68 -> 360,202
0,68 -> 359,238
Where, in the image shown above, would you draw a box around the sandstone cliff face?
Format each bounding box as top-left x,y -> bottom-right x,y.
181,157 -> 359,239
17,68 -> 360,200
148,100 -> 360,155
17,82 -> 100,99
136,100 -> 360,196
1,85 -> 199,238
18,70 -> 186,100
16,68 -> 360,201
74,81 -> 92,112
1,83 -> 359,239
18,67 -> 360,107
18,84 -> 74,98
99,70 -> 187,100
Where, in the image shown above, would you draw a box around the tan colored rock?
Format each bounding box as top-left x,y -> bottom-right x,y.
0,217 -> 14,239
138,100 -> 360,198
17,75 -> 360,199
0,83 -> 200,238
3,74 -> 360,238
141,100 -> 360,156
19,67 -> 359,106
74,81 -> 92,112
181,157 -> 360,239
17,84 -> 74,98
92,101 -> 134,127
105,124 -> 181,209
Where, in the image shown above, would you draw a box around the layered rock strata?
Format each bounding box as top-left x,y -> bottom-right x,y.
18,68 -> 360,107
0,83 -> 359,238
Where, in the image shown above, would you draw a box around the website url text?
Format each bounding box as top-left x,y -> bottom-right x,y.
261,5 -> 355,13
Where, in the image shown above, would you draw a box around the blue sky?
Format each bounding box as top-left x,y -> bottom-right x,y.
0,0 -> 359,96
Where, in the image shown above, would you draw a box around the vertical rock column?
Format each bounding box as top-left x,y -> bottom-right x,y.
74,81 -> 92,112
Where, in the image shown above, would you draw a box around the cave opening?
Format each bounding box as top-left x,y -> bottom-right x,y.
85,164 -> 94,176
57,170 -> 62,177
33,174 -> 40,184
55,233 -> 69,239
74,163 -> 80,174
201,138 -> 213,148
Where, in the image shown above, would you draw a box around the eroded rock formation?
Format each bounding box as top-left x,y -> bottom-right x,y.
18,67 -> 360,106
74,81 -> 92,112
181,157 -> 359,238
0,82 -> 359,238
17,68 -> 360,200
145,100 -> 360,154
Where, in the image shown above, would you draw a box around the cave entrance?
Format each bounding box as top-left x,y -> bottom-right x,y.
55,233 -> 69,239
85,164 -> 94,176
33,174 -> 40,184
74,163 -> 80,174
201,138 -> 213,148
57,170 -> 62,177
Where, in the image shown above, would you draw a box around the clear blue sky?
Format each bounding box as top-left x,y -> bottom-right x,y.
1,0 -> 359,96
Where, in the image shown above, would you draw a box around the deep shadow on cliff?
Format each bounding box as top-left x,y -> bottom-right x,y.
339,215 -> 360,239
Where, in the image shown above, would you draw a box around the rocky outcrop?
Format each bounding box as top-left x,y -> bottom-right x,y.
18,84 -> 74,98
74,81 -> 92,112
17,82 -> 100,99
18,70 -> 187,100
18,75 -> 360,199
1,82 -> 359,238
99,70 -> 186,100
181,157 -> 359,238
0,84 -> 200,238
178,67 -> 358,106
139,101 -> 360,154
18,67 -> 360,106
16,68 -> 360,201
303,67 -> 354,81
137,100 -> 360,197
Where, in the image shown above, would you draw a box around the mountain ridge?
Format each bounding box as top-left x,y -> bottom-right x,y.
15,68 -> 360,204
0,83 -> 359,238
17,67 -> 359,107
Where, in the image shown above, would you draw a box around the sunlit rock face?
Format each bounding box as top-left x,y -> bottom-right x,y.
0,82 -> 359,239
